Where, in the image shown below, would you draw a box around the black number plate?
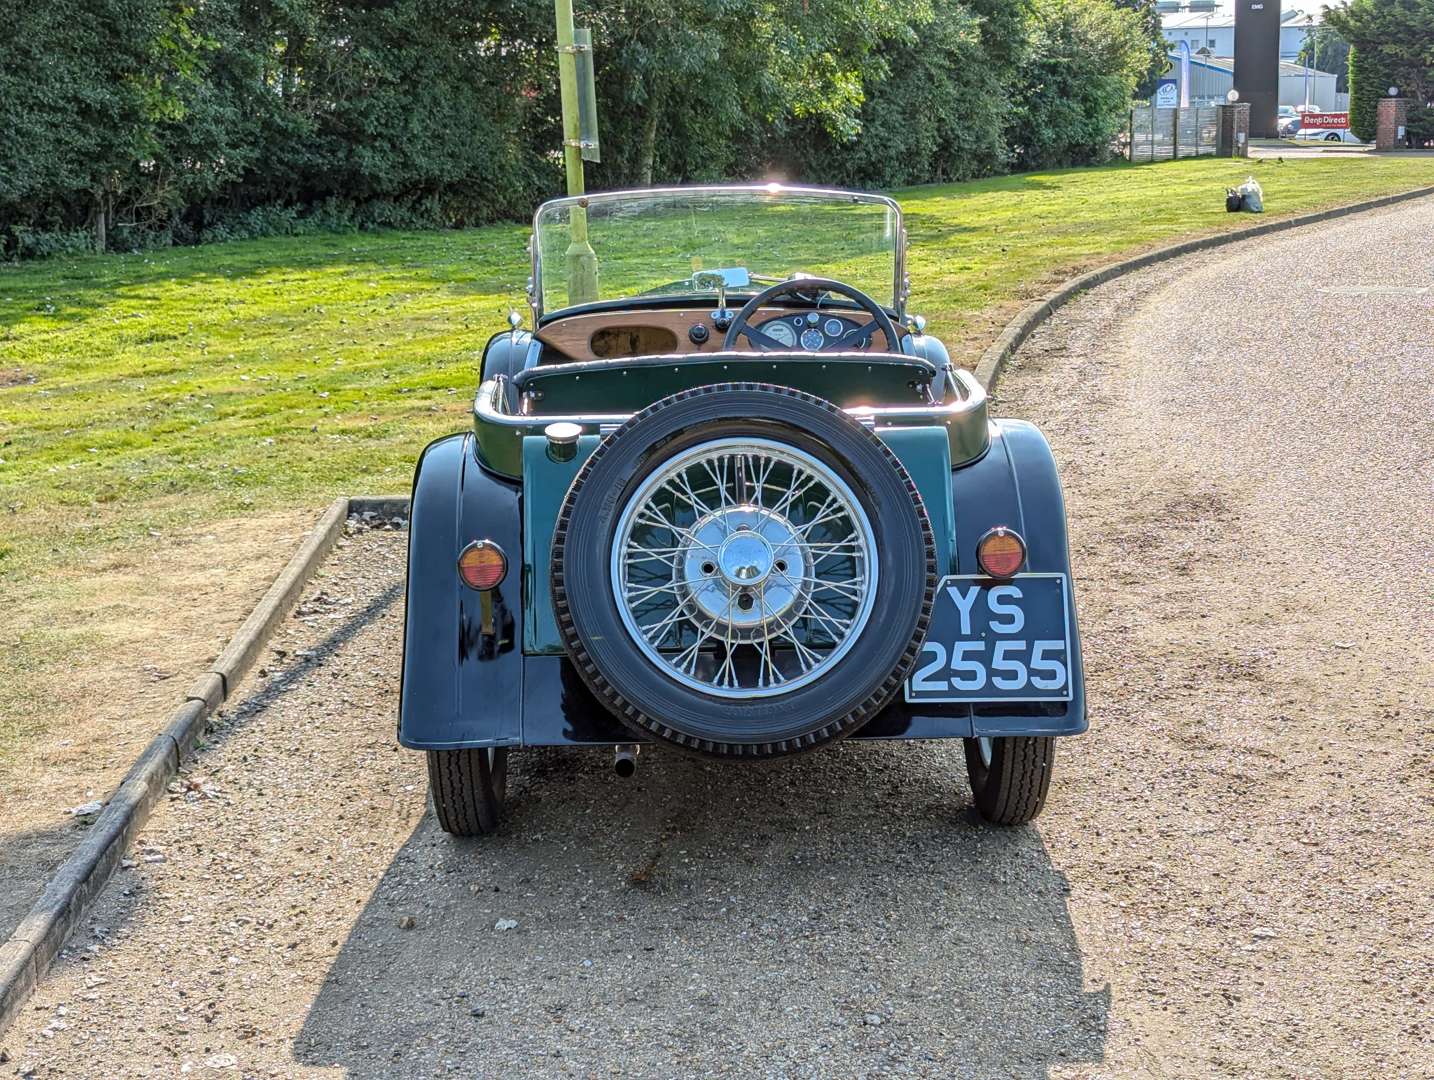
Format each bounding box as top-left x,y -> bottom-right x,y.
904,574 -> 1073,704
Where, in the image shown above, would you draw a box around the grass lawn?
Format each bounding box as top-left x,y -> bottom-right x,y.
1,154 -> 1430,765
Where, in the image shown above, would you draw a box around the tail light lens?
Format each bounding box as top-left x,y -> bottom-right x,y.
458,540 -> 508,591
976,527 -> 1026,579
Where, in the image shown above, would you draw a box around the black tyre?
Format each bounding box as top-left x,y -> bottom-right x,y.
427,747 -> 509,836
963,736 -> 1055,825
553,383 -> 935,759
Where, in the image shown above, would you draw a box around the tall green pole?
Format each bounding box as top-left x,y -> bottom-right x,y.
555,0 -> 598,305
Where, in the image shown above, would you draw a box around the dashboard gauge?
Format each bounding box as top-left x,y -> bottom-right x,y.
762,320 -> 797,348
800,327 -> 825,350
823,318 -> 845,338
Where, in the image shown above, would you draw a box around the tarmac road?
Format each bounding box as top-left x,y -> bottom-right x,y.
3,197 -> 1431,1078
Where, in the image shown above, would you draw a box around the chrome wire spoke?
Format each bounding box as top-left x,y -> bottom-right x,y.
756,455 -> 779,503
624,545 -> 688,559
672,627 -> 713,676
625,580 -> 685,601
633,513 -> 719,556
700,456 -> 731,510
714,588 -> 739,690
796,499 -> 851,539
778,574 -> 866,601
782,628 -> 827,674
667,469 -> 716,520
755,595 -> 785,690
797,602 -> 857,640
638,602 -> 691,645
610,436 -> 878,699
771,468 -> 818,519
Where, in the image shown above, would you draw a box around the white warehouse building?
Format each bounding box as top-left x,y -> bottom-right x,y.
1160,3 -> 1325,62
1166,52 -> 1345,111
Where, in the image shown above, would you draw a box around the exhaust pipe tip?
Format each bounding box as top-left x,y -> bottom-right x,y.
613,744 -> 639,778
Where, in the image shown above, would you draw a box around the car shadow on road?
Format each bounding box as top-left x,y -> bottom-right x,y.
294,740 -> 1109,1078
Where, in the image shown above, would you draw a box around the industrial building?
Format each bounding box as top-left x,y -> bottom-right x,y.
1167,52 -> 1346,111
1159,2 -> 1325,63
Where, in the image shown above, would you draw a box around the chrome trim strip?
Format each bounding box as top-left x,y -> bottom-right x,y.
476,366 -> 985,431
528,184 -> 906,321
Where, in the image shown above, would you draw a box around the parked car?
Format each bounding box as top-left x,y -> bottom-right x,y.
1277,106 -> 1302,136
398,185 -> 1086,835
1294,127 -> 1363,143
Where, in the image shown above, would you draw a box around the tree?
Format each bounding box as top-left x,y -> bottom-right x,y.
1,0 -> 1171,257
1007,0 -> 1149,170
1297,27 -> 1351,92
0,0 -> 206,251
779,0 -> 1022,187
1344,44 -> 1390,140
1113,0 -> 1170,99
582,0 -> 933,188
1326,0 -> 1434,114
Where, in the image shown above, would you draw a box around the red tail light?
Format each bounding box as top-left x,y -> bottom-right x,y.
458,540 -> 508,591
976,527 -> 1026,579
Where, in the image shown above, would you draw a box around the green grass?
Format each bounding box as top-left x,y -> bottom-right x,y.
0,154 -> 1430,759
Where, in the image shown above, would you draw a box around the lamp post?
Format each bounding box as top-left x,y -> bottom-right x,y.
554,0 -> 598,305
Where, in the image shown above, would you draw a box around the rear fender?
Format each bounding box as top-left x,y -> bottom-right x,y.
398,433 -> 523,749
943,419 -> 1087,736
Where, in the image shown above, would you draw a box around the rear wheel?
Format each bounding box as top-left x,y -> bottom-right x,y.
964,736 -> 1054,825
427,747 -> 509,836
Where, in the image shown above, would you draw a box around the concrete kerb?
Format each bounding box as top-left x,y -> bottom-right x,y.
0,496 -> 352,1036
973,184 -> 1434,393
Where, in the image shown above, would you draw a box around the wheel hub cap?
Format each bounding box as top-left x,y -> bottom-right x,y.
679,509 -> 812,639
718,529 -> 774,585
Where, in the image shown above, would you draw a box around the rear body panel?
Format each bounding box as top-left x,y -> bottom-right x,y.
398,418 -> 1085,751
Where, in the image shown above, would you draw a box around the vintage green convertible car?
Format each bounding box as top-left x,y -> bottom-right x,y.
399,185 -> 1085,835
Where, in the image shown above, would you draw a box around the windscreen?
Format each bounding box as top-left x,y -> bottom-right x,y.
534,188 -> 900,315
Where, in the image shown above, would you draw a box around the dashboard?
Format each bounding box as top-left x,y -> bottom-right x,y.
753,311 -> 864,351
536,306 -> 899,362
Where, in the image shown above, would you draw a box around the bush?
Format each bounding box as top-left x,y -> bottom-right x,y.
1346,45 -> 1387,143
193,198 -> 456,245
778,3 -> 1014,188
5,227 -> 96,260
1407,103 -> 1434,147
1,0 -> 1170,259
1007,0 -> 1149,170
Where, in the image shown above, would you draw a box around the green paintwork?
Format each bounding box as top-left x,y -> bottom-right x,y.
472,348 -> 990,480
876,426 -> 955,575
519,426 -> 955,656
521,433 -> 600,654
519,356 -> 932,414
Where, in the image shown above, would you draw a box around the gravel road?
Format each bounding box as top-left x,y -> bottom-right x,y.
3,197 -> 1431,1079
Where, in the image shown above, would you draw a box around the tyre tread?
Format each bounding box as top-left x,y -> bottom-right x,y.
966,736 -> 1055,825
427,748 -> 505,836
552,382 -> 936,760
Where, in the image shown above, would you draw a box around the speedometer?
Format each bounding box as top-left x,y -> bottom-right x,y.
761,320 -> 797,348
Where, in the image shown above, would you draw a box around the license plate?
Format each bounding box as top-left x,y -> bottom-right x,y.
904,574 -> 1073,703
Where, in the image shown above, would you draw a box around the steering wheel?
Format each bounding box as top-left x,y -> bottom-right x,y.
723,277 -> 901,353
